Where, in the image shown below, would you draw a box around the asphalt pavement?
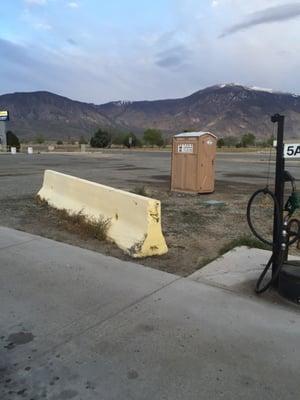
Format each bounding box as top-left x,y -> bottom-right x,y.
2,149 -> 300,201
1,226 -> 300,400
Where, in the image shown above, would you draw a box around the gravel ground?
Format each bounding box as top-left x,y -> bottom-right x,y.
2,178 -> 298,276
1,151 -> 300,276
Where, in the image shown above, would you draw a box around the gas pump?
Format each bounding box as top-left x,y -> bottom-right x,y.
247,114 -> 300,304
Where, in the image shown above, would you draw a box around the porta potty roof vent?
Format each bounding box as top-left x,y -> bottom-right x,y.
174,131 -> 217,138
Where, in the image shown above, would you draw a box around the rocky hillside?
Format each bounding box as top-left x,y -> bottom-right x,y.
98,84 -> 300,139
0,91 -> 114,139
1,84 -> 300,139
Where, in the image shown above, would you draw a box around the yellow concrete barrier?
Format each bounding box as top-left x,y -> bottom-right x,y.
37,170 -> 168,258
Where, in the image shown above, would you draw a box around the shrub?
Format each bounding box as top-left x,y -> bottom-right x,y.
112,133 -> 126,145
223,136 -> 239,147
143,129 -> 164,147
112,132 -> 142,147
123,133 -> 142,148
6,131 -> 20,151
90,129 -> 111,148
241,133 -> 256,147
217,138 -> 225,148
79,136 -> 87,145
35,134 -> 45,144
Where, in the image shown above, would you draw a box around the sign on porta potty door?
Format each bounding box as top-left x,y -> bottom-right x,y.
178,143 -> 193,153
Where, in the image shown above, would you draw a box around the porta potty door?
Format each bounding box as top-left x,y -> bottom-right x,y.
197,134 -> 216,193
171,137 -> 198,192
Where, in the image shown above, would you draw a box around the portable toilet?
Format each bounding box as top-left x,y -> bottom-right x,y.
171,131 -> 217,193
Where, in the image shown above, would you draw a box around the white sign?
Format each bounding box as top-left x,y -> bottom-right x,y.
0,110 -> 9,121
178,143 -> 193,153
284,143 -> 300,158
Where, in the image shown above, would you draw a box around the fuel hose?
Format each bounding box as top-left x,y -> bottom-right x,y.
246,187 -> 282,293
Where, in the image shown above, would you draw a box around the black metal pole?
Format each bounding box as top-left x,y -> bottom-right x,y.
271,114 -> 285,286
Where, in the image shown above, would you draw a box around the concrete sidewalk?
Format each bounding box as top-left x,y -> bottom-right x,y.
189,246 -> 300,299
0,227 -> 300,400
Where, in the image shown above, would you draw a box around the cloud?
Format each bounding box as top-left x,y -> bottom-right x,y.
0,38 -> 35,67
211,0 -> 219,7
34,22 -> 52,30
2,1 -> 300,103
156,45 -> 190,68
25,0 -> 48,5
155,45 -> 191,69
67,2 -> 79,8
220,2 -> 300,37
20,8 -> 52,31
151,31 -> 192,70
67,38 -> 78,46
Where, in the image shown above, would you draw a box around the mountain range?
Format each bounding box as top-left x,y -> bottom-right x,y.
1,83 -> 300,140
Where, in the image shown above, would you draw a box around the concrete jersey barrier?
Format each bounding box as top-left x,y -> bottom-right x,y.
37,170 -> 168,258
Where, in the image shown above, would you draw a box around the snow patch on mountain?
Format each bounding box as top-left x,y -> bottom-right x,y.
113,100 -> 133,106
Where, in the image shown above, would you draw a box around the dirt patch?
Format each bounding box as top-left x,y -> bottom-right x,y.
5,332 -> 34,350
1,180 -> 300,276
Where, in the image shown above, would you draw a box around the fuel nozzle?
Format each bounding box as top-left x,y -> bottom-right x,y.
284,170 -> 296,184
283,170 -> 298,216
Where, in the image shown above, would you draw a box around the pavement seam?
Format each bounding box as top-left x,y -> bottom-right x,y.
189,276 -> 252,295
7,275 -> 183,373
187,276 -> 300,312
0,237 -> 41,252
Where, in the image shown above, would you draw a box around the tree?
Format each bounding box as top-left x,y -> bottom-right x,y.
143,129 -> 164,147
35,134 -> 45,144
6,131 -> 20,151
266,135 -> 274,147
223,136 -> 239,147
123,133 -> 142,148
56,140 -> 63,145
241,133 -> 256,147
79,136 -> 87,145
90,129 -> 111,148
112,132 -> 142,147
112,133 -> 126,146
217,138 -> 225,148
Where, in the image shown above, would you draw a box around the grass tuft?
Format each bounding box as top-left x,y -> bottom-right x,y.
131,186 -> 148,197
197,235 -> 270,270
36,195 -> 48,207
57,209 -> 110,241
36,196 -> 110,241
197,255 -> 219,269
218,234 -> 270,256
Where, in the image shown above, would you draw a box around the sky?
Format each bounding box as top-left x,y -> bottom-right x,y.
1,0 -> 300,103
